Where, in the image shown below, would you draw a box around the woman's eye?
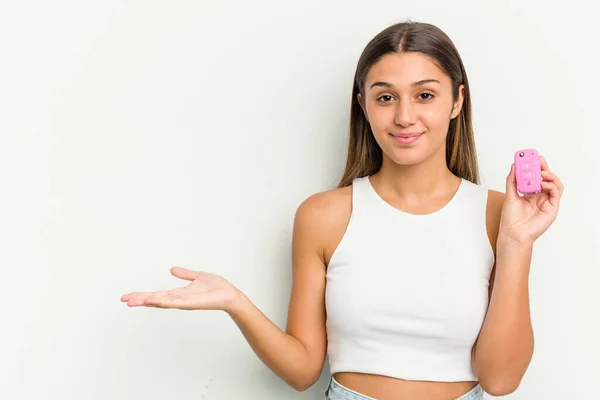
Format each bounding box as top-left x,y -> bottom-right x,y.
376,95 -> 394,103
376,93 -> 435,103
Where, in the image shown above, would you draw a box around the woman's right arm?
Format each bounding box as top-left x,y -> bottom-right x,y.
226,193 -> 329,391
121,193 -> 331,391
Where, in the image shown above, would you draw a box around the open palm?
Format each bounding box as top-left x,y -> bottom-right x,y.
120,267 -> 241,311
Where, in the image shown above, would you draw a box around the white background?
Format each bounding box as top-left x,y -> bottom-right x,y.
1,1 -> 598,398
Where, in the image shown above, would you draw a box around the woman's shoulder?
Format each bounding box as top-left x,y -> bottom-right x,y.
486,188 -> 505,206
294,184 -> 354,264
295,184 -> 353,225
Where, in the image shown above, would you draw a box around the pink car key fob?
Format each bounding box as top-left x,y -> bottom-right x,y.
514,149 -> 542,195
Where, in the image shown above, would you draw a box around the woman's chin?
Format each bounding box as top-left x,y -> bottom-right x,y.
384,147 -> 425,166
389,154 -> 424,166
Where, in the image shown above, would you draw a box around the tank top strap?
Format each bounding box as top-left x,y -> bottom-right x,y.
456,179 -> 490,226
349,175 -> 383,221
454,179 -> 494,262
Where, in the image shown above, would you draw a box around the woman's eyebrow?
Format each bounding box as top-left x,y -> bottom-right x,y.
369,79 -> 441,89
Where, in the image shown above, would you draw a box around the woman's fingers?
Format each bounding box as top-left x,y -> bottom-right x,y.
141,293 -> 185,308
120,269 -> 233,310
121,267 -> 205,304
540,156 -> 564,194
124,289 -> 188,308
124,290 -> 169,307
170,266 -> 204,281
120,291 -> 166,303
541,180 -> 560,197
542,170 -> 564,193
505,163 -> 519,201
120,292 -> 142,302
539,155 -> 550,173
540,181 -> 561,208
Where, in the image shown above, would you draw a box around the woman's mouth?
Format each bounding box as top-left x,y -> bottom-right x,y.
390,132 -> 423,145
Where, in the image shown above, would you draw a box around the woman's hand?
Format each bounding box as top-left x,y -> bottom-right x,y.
498,155 -> 564,246
120,267 -> 243,312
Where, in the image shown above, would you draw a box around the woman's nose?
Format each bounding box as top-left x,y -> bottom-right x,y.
394,99 -> 417,127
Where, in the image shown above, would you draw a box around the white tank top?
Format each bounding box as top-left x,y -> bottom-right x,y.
325,175 -> 495,382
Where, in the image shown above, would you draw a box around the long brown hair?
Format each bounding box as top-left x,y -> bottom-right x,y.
337,20 -> 480,188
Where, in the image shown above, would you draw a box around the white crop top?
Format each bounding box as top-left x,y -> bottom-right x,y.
325,175 -> 495,382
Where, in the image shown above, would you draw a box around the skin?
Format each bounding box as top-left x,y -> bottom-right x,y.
120,51 -> 564,399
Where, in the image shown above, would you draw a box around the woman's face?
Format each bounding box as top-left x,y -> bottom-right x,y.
357,51 -> 464,167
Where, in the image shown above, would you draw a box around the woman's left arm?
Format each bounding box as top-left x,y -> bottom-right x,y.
473,156 -> 564,396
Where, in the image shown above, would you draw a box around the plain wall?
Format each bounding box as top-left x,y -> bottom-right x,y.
1,0 -> 598,398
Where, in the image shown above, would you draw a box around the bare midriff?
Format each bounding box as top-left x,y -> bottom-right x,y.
334,372 -> 478,400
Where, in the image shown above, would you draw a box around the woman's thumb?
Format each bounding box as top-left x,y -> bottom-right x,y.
505,162 -> 519,202
170,266 -> 201,281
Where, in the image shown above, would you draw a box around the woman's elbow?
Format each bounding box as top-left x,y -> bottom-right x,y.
286,367 -> 323,392
480,378 -> 521,396
290,377 -> 317,392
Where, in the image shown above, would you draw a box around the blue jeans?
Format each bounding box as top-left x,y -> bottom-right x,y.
324,375 -> 484,400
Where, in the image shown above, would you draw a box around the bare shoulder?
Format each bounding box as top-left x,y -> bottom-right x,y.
295,185 -> 353,266
487,188 -> 506,207
487,189 -> 505,217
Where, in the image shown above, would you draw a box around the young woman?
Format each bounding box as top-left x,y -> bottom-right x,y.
121,21 -> 563,400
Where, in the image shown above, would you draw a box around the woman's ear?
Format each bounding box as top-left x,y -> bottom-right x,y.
450,84 -> 465,119
357,93 -> 369,122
